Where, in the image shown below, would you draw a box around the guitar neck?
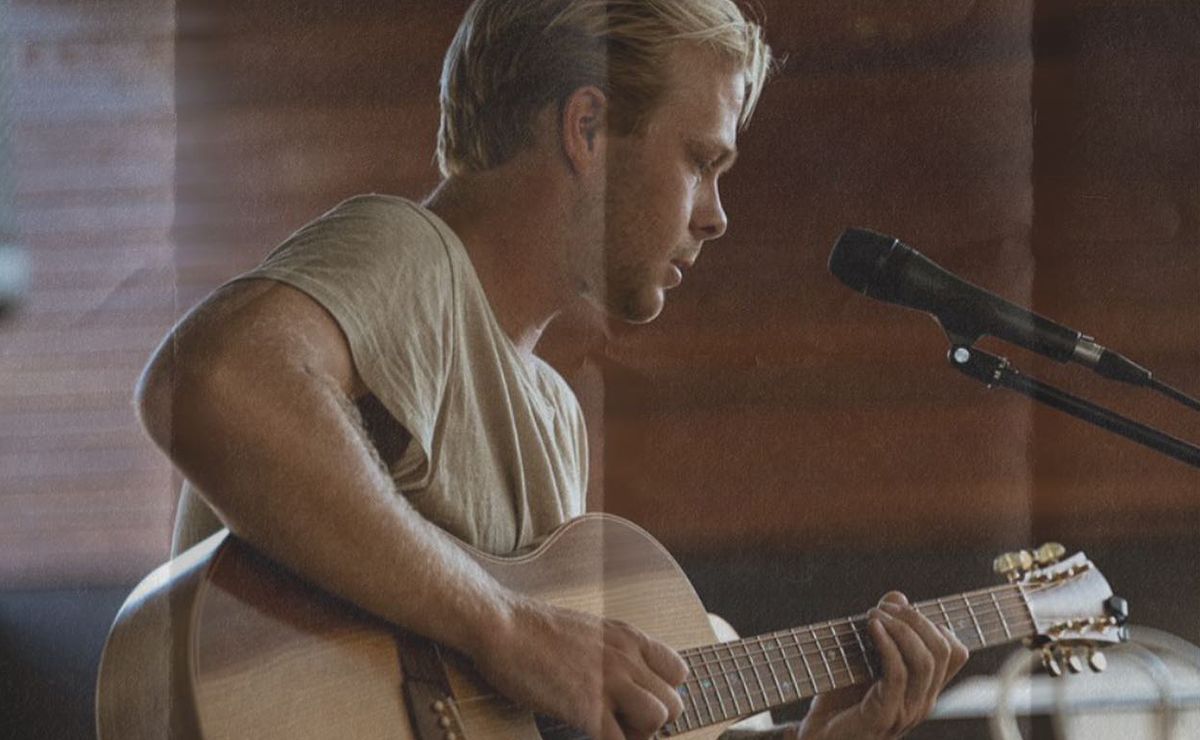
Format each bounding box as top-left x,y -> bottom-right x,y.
666,582 -> 1035,735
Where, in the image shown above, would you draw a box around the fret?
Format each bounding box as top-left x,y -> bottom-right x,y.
719,662 -> 742,716
829,622 -> 855,682
850,620 -> 876,680
773,634 -> 803,699
679,678 -> 700,732
705,648 -> 730,721
701,647 -> 735,722
738,640 -> 771,711
792,629 -> 820,695
811,627 -> 838,690
691,647 -> 724,719
990,590 -> 1013,640
763,633 -> 792,700
757,636 -> 787,705
724,643 -> 754,713
961,593 -> 986,645
693,655 -> 717,726
936,597 -> 954,635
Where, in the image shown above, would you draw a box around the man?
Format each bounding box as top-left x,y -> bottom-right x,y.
137,1 -> 967,738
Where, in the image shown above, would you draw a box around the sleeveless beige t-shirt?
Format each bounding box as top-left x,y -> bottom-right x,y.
172,194 -> 587,556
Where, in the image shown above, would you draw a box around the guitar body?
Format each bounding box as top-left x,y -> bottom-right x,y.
97,514 -> 732,740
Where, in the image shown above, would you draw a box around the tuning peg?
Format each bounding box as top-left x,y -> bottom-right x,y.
1088,647 -> 1107,673
994,550 -> 1034,581
1032,543 -> 1066,566
1042,646 -> 1063,677
1062,646 -> 1084,674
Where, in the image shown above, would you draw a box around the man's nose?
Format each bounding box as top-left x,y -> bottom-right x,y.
692,184 -> 728,242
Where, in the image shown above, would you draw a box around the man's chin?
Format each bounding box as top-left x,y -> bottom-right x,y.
579,285 -> 665,325
621,309 -> 662,325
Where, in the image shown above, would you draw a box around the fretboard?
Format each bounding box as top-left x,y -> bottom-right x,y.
663,582 -> 1036,735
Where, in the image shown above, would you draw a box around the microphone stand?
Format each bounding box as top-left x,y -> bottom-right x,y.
948,345 -> 1200,470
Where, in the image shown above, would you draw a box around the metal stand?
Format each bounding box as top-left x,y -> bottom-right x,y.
948,346 -> 1200,470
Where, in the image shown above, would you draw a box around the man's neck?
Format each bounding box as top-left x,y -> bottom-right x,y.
423,164 -> 582,357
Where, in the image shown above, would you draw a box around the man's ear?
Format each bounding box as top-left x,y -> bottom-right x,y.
561,86 -> 608,175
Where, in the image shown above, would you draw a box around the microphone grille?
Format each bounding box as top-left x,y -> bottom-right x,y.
828,228 -> 899,292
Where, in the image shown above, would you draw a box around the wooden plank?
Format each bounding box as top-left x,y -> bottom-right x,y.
16,200 -> 172,234
10,0 -> 173,40
0,426 -> 149,452
174,15 -> 455,109
0,503 -> 176,534
0,445 -> 165,482
1,406 -> 155,435
0,527 -> 173,587
0,469 -> 171,498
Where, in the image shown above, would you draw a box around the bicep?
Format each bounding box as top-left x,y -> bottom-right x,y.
138,279 -> 397,531
137,278 -> 370,457
147,279 -> 366,397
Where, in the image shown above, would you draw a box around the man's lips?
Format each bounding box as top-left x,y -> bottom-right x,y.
667,254 -> 698,288
666,262 -> 684,288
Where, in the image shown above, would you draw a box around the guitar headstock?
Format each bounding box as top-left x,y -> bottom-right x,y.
997,545 -> 1129,676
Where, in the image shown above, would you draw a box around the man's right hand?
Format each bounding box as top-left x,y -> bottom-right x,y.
471,597 -> 689,740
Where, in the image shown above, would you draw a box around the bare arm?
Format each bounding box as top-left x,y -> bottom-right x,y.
138,279 -> 512,653
136,279 -> 685,739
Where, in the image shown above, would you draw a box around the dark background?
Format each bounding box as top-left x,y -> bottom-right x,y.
2,0 -> 1197,737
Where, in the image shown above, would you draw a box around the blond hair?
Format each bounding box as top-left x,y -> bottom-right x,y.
436,0 -> 774,178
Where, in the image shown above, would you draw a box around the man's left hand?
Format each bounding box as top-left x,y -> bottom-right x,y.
749,591 -> 968,740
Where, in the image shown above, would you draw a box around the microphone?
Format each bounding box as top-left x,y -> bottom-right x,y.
828,228 -> 1153,387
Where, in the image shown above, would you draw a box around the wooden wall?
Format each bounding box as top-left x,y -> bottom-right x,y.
2,0 -> 177,586
602,0 -> 1200,552
3,0 -> 1197,587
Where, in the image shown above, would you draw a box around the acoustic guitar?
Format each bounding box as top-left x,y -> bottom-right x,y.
96,514 -> 1127,739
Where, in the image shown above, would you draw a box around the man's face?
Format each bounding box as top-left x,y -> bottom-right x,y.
597,46 -> 745,324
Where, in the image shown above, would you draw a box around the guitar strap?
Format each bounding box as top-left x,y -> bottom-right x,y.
398,634 -> 465,740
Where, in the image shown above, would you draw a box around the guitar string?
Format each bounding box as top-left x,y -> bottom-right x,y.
681,592 -> 1031,655
545,612 -> 1015,740
678,589 -> 1035,662
668,585 -> 1062,732
677,622 -> 1023,701
540,611 -> 1024,739
456,584 -> 1056,736
677,611 -> 1027,690
559,581 -> 1083,736
527,604 -> 1030,740
674,608 -> 1029,702
665,618 -> 1021,735
450,590 -> 1036,713
672,619 -> 1014,722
